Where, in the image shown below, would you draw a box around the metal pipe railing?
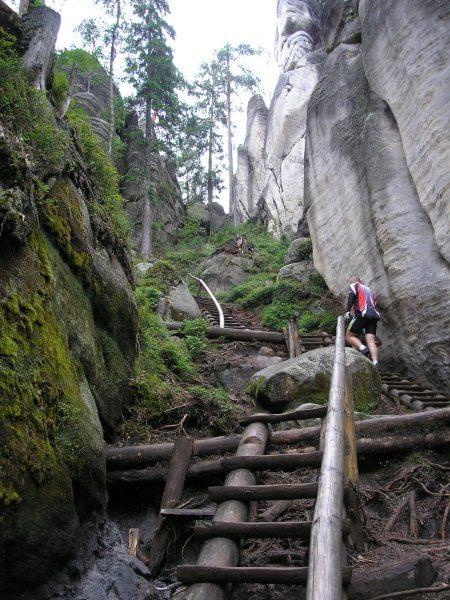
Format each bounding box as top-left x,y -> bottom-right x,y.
188,274 -> 225,329
306,316 -> 347,600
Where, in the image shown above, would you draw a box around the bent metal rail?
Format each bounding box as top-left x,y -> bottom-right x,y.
176,316 -> 359,599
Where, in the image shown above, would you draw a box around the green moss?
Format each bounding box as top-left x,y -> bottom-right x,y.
352,367 -> 381,413
37,180 -> 92,277
0,43 -> 69,171
245,375 -> 266,400
140,260 -> 180,295
0,234 -> 94,516
66,106 -> 129,240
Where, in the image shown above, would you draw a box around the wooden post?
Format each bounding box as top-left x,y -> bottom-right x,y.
147,437 -> 194,577
343,369 -> 364,551
183,421 -> 269,600
307,317 -> 347,600
283,317 -> 302,358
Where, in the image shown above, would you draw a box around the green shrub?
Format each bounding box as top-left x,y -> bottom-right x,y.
239,283 -> 277,308
0,40 -> 70,171
319,312 -> 337,333
182,318 -> 207,359
182,318 -> 207,337
272,280 -> 309,304
135,286 -> 161,311
297,311 -> 322,332
223,273 -> 275,303
296,238 -> 313,260
140,260 -> 179,294
66,106 -> 129,240
260,301 -> 305,331
307,272 -> 328,296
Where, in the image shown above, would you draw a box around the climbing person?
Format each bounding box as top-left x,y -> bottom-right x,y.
344,276 -> 380,368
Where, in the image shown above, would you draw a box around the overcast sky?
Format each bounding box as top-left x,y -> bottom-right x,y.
7,0 -> 279,209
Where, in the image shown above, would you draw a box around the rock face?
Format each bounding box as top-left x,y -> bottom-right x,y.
304,0 -> 450,391
0,5 -> 138,592
246,347 -> 381,413
234,95 -> 268,221
200,253 -> 254,293
187,200 -> 229,233
235,1 -> 325,236
163,282 -> 201,322
121,112 -> 185,250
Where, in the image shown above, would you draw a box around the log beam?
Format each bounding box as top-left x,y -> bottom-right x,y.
106,408 -> 450,471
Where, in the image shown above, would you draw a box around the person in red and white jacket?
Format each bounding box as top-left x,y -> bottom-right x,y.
344,276 -> 380,368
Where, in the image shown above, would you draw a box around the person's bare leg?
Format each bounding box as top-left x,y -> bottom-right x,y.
365,333 -> 378,363
346,331 -> 366,351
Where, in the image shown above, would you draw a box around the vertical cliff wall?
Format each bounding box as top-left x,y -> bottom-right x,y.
236,0 -> 449,390
304,0 -> 450,390
0,3 -> 138,591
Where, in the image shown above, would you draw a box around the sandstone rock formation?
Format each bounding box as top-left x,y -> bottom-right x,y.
200,253 -> 254,293
304,0 -> 450,391
247,347 -> 380,413
187,200 -> 229,234
121,112 -> 184,251
164,282 -> 201,322
235,0 -> 325,236
234,95 -> 268,221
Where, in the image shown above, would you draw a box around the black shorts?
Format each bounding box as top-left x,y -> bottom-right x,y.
348,316 -> 378,336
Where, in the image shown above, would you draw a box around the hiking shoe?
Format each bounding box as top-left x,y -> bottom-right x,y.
359,347 -> 370,357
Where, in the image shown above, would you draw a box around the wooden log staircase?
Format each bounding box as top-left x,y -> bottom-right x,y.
153,317 -> 362,598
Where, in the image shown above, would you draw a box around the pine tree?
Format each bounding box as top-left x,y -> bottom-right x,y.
190,59 -> 226,209
215,44 -> 261,226
97,0 -> 123,156
125,0 -> 182,258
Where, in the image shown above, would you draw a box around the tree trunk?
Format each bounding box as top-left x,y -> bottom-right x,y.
107,0 -> 121,156
141,2 -> 154,259
207,98 -> 214,208
226,53 -> 235,225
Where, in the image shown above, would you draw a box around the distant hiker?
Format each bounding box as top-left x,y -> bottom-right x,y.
344,276 -> 380,368
236,235 -> 244,255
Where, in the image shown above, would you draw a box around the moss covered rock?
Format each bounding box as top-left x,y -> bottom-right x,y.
246,347 -> 381,413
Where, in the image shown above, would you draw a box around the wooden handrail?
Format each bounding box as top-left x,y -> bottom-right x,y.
188,273 -> 225,328
306,316 -> 348,599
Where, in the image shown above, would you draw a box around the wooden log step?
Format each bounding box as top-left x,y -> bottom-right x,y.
221,451 -> 323,472
194,520 -> 312,539
398,390 -> 440,396
177,565 -> 353,585
208,482 -> 320,502
239,407 -> 327,426
160,508 -> 216,518
417,400 -> 450,407
193,519 -> 350,540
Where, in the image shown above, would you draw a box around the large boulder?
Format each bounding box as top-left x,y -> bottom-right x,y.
246,347 -> 380,413
284,237 -> 312,265
200,253 -> 254,293
215,354 -> 283,395
278,260 -> 317,285
164,282 -> 201,321
187,201 -> 228,233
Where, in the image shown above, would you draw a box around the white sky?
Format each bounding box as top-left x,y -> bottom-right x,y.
7,0 -> 279,209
